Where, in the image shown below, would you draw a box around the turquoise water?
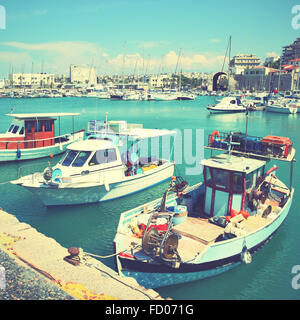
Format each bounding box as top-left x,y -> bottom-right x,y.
0,96 -> 299,300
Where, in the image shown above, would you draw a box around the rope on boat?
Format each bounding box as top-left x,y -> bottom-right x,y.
66,245 -> 157,300
82,243 -> 141,259
82,250 -> 125,259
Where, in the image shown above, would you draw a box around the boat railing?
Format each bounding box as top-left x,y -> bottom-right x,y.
207,131 -> 295,162
0,130 -> 84,150
17,162 -> 52,179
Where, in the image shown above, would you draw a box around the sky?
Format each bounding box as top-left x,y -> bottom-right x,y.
0,0 -> 299,78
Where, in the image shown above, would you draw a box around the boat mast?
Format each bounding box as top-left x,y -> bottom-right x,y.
277,54 -> 282,93
228,36 -> 232,94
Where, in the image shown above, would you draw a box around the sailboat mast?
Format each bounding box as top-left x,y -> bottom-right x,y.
277,54 -> 282,93
228,36 -> 231,93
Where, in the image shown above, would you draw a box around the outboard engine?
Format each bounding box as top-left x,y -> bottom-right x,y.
43,167 -> 53,182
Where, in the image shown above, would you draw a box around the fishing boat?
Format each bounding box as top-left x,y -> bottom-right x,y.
0,113 -> 84,162
113,130 -> 295,289
11,119 -> 176,206
242,95 -> 268,111
207,97 -> 247,113
266,99 -> 297,114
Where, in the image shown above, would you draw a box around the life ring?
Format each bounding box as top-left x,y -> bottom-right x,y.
210,130 -> 220,146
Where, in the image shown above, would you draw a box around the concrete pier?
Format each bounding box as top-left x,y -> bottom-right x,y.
0,209 -> 165,300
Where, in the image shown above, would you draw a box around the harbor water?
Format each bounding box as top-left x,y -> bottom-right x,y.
0,96 -> 299,300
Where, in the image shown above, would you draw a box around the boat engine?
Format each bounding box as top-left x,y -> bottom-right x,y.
43,167 -> 53,182
142,216 -> 181,268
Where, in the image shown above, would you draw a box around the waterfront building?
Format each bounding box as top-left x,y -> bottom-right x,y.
147,74 -> 175,89
8,73 -> 55,88
234,66 -> 293,92
281,38 -> 300,66
70,64 -> 97,86
230,54 -> 261,75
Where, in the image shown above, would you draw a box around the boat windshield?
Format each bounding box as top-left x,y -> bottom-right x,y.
60,150 -> 92,167
61,150 -> 79,167
72,151 -> 91,167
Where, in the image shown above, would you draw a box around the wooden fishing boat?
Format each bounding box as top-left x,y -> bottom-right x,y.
0,113 -> 84,162
113,131 -> 295,289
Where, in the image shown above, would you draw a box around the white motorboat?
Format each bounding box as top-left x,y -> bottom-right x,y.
266,99 -> 297,114
152,92 -> 179,101
176,92 -> 196,100
11,119 -> 176,206
207,97 -> 247,113
122,91 -> 141,101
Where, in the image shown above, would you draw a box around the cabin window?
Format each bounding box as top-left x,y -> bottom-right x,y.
233,172 -> 243,193
211,168 -> 230,190
89,148 -> 117,166
8,125 -> 14,132
61,150 -> 79,166
25,122 -> 33,132
34,121 -> 43,132
230,100 -> 236,104
245,172 -> 253,190
19,127 -> 24,135
45,121 -> 52,132
72,151 -> 91,167
204,167 -> 213,187
12,126 -> 19,134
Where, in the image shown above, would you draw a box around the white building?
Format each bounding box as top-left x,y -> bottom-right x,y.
230,54 -> 261,75
147,74 -> 176,89
70,65 -> 97,86
8,73 -> 55,87
264,55 -> 280,66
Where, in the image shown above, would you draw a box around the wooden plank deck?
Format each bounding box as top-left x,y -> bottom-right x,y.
172,217 -> 224,245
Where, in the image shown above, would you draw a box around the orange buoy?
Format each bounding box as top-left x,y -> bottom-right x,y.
210,130 -> 220,146
239,210 -> 250,219
49,154 -> 53,158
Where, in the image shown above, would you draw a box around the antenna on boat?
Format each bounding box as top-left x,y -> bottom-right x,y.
105,112 -> 108,134
244,109 -> 249,153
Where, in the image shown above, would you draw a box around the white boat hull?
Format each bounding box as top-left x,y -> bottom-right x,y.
21,163 -> 175,206
0,131 -> 84,162
266,105 -> 297,114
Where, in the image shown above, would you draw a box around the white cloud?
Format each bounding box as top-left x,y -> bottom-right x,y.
0,41 -> 226,75
1,41 -> 105,73
266,51 -> 279,58
210,38 -> 221,43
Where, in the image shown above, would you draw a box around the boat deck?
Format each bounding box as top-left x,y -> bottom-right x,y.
172,217 -> 224,245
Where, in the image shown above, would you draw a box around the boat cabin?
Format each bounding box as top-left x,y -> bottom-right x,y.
218,97 -> 243,106
51,139 -> 124,182
202,154 -> 266,217
0,113 -> 80,150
